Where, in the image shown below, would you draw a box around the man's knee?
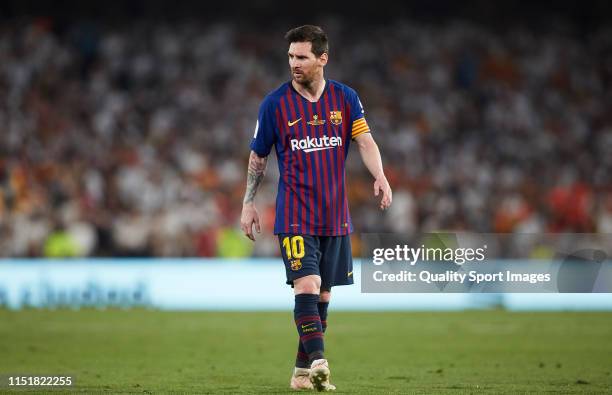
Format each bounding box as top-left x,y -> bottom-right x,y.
319,289 -> 331,303
294,275 -> 321,294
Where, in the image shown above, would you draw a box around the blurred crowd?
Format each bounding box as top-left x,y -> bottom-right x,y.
0,17 -> 611,257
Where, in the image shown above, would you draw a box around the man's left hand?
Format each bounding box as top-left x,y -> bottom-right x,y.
374,177 -> 392,210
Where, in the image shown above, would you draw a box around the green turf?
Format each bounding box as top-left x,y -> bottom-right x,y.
0,310 -> 611,394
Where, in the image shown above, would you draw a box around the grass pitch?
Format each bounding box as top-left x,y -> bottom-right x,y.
0,310 -> 611,394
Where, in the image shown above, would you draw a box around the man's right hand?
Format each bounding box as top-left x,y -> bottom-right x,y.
240,203 -> 261,241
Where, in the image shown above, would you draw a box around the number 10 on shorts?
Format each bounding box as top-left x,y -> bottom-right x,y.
282,235 -> 305,259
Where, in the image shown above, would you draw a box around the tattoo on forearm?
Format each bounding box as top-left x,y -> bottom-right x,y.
243,152 -> 267,204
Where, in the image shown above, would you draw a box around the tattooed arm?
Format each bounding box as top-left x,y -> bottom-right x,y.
240,151 -> 268,241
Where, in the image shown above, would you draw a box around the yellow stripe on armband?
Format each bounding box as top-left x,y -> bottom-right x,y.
351,118 -> 370,138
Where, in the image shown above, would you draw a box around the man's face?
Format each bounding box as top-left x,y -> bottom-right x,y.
288,42 -> 327,86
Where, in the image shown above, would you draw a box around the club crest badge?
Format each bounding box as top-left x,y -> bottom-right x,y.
329,111 -> 342,126
290,259 -> 302,271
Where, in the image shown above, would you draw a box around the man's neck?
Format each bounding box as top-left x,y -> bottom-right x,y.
292,75 -> 326,102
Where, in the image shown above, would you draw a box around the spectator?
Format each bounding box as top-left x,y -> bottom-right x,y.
0,18 -> 610,257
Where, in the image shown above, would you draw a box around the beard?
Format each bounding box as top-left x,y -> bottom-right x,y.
292,70 -> 313,88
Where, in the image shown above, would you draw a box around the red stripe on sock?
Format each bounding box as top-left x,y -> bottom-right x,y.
295,316 -> 321,325
300,332 -> 324,342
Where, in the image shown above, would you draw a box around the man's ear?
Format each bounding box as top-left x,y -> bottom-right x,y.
319,52 -> 328,66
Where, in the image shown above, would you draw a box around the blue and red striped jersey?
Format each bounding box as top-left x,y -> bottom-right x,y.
250,79 -> 371,236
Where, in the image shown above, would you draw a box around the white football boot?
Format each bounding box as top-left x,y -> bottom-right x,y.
309,359 -> 336,391
290,367 -> 314,390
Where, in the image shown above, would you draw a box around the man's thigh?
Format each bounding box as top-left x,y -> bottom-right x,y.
278,234 -> 321,286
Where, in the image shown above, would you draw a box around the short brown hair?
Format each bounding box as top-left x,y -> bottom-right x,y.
285,25 -> 328,57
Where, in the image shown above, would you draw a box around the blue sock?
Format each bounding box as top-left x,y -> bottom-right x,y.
296,300 -> 329,367
294,294 -> 324,364
318,301 -> 329,332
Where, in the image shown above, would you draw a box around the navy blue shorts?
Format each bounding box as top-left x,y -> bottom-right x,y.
278,234 -> 354,289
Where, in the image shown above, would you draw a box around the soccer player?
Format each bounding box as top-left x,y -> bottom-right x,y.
240,25 -> 392,391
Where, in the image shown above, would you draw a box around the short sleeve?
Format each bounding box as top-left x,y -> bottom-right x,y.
345,88 -> 370,139
249,97 -> 277,157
